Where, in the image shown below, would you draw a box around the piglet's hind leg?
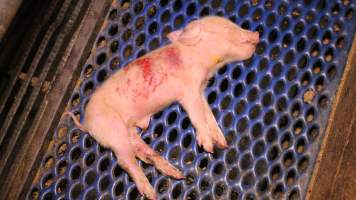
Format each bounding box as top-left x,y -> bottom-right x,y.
111,145 -> 156,199
129,127 -> 184,179
90,113 -> 156,200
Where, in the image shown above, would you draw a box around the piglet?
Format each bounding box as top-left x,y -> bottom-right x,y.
66,16 -> 259,199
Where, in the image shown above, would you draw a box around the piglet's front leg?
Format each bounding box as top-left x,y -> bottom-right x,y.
180,88 -> 227,152
201,95 -> 228,148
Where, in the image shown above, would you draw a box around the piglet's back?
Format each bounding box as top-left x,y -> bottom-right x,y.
84,45 -> 186,123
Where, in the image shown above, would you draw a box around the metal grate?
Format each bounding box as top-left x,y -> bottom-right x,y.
28,0 -> 356,199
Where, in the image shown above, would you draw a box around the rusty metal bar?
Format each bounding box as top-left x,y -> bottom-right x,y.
0,0 -> 78,174
0,0 -> 61,136
0,0 -> 111,198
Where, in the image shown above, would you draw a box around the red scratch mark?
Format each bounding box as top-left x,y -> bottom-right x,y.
124,54 -> 176,101
132,57 -> 157,99
134,58 -> 152,83
164,47 -> 181,69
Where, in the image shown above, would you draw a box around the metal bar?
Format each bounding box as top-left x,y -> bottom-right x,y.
0,1 -> 70,146
0,0 -> 60,121
3,0 -> 111,198
0,1 -> 84,177
3,0 -> 88,195
0,0 -> 63,144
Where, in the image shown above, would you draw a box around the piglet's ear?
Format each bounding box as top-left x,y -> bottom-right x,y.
167,30 -> 183,42
178,22 -> 201,46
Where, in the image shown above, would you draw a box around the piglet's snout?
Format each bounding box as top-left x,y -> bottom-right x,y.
238,30 -> 259,45
248,32 -> 259,45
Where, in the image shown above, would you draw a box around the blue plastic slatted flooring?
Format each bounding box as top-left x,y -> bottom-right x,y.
28,0 -> 356,199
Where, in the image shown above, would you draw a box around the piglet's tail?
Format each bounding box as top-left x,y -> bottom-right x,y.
64,111 -> 87,132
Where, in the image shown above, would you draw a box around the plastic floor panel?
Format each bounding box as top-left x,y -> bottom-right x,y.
28,0 -> 356,199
